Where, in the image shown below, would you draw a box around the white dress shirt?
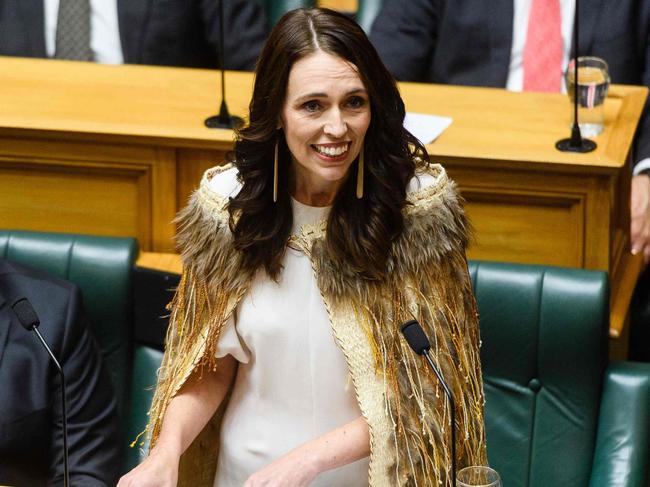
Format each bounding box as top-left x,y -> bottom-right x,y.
44,0 -> 123,64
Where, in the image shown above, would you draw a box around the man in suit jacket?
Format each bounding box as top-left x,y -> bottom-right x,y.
0,259 -> 120,486
370,0 -> 650,261
0,0 -> 268,70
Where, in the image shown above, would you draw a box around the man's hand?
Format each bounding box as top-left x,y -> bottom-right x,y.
631,174 -> 650,263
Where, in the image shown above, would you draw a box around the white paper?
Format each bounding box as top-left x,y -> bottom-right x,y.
403,112 -> 453,144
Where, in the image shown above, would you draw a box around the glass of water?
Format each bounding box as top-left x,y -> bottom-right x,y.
456,466 -> 502,487
565,56 -> 610,137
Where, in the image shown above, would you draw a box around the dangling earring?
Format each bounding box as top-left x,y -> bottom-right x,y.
273,140 -> 279,203
356,143 -> 364,199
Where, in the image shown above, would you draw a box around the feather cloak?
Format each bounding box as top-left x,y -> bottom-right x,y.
143,163 -> 487,486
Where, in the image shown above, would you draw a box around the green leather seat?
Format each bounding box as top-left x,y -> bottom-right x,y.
469,261 -> 650,486
256,0 -> 315,27
0,230 -> 138,417
356,0 -> 383,33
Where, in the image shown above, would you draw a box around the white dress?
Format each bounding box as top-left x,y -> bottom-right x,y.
210,169 -> 370,486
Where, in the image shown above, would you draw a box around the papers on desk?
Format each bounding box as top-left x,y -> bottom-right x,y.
403,112 -> 453,144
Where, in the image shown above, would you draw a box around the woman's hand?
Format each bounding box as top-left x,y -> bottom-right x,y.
244,416 -> 369,487
118,356 -> 237,486
116,445 -> 180,487
243,448 -> 320,487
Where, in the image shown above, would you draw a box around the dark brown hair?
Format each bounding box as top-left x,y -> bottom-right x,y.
228,8 -> 428,280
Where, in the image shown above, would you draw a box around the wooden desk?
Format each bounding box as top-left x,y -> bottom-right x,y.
0,56 -> 646,341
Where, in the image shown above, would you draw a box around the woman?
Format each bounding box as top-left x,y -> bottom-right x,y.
119,8 -> 486,487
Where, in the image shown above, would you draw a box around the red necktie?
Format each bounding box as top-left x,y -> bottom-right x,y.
523,0 -> 563,92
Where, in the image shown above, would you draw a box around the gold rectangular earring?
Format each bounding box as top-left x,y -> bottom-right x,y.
273,141 -> 279,203
356,143 -> 364,199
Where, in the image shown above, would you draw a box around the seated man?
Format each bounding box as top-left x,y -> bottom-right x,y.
0,258 -> 120,486
370,0 -> 650,260
0,0 -> 268,70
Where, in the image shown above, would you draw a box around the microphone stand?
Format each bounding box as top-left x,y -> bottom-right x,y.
12,298 -> 69,487
33,328 -> 69,487
556,0 -> 596,152
423,349 -> 456,487
205,0 -> 243,129
401,320 -> 457,486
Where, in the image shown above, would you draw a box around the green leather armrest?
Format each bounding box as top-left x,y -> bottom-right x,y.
589,362 -> 650,487
124,345 -> 164,472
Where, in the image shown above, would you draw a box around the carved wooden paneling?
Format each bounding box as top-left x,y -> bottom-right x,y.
0,137 -> 176,251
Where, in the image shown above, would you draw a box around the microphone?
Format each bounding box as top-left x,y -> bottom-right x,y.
556,0 -> 597,153
11,298 -> 70,487
401,319 -> 456,487
205,0 -> 243,129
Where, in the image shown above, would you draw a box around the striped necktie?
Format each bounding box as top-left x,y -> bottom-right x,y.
54,0 -> 93,61
523,0 -> 563,92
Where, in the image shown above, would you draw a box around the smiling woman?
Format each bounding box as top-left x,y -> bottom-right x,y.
282,50 -> 371,206
119,8 -> 488,487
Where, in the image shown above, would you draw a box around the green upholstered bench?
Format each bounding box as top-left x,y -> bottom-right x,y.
0,230 -> 137,414
123,344 -> 163,471
0,229 -> 138,472
469,261 -> 650,487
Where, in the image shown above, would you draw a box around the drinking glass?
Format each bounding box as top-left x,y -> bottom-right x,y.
456,466 -> 502,487
565,56 -> 610,137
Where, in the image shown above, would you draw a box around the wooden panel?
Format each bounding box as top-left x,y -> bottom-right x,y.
318,0 -> 357,11
137,251 -> 183,275
0,58 -> 647,343
150,148 -> 178,253
0,137 -> 178,251
0,161 -> 144,243
176,148 -> 227,209
464,191 -> 584,267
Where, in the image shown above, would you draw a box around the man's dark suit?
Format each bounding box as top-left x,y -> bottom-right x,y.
0,259 -> 120,486
369,0 -> 650,164
0,0 -> 268,70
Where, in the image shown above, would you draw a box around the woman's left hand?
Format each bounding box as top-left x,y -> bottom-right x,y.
244,417 -> 369,487
243,449 -> 319,487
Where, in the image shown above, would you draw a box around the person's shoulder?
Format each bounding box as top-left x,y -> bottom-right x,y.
0,259 -> 78,312
0,259 -> 75,292
204,164 -> 242,199
405,162 -> 451,203
185,163 -> 242,218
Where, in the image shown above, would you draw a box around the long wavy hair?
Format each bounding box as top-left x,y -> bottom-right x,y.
228,8 -> 429,281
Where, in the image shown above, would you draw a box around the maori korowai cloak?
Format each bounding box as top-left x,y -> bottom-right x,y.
142,162 -> 487,486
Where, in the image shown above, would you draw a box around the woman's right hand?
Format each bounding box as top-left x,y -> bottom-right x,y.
116,446 -> 180,487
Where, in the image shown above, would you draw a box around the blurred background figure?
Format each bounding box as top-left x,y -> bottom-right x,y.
0,0 -> 269,70
0,258 -> 121,486
369,0 -> 650,359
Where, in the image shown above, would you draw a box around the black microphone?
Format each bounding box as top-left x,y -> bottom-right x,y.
556,0 -> 597,153
205,0 -> 243,129
401,319 -> 456,487
12,298 -> 70,487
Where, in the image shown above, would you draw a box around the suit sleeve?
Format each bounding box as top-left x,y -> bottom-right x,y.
369,0 -> 442,81
633,3 -> 650,165
49,286 -> 121,486
198,0 -> 268,71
